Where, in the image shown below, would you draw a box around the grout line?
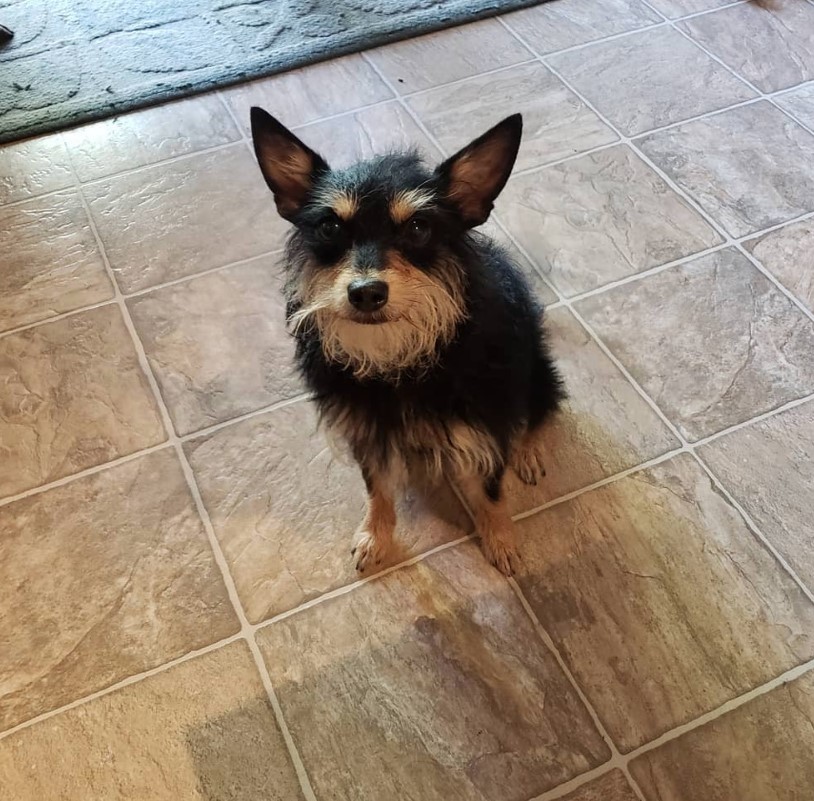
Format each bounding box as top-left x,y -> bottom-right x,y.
0,635 -> 242,743
673,0 -> 747,17
559,242 -> 727,304
216,89 -> 250,134
180,392 -> 312,441
560,200 -> 814,305
528,655 -> 814,801
507,577 -> 649,801
255,532 -> 475,631
58,140 -> 319,801
510,138 -> 621,177
497,15 -> 814,614
71,138 -> 248,189
0,185 -> 77,210
692,454 -> 814,606
0,442 -> 172,509
0,298 -> 117,339
499,20 -> 668,61
624,655 -> 814,762
510,447 -> 684,522
121,245 -> 286,300
397,57 -> 539,99
692,391 -> 814,448
511,94 -> 764,180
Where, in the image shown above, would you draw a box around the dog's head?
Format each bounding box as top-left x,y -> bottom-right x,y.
251,108 -> 522,379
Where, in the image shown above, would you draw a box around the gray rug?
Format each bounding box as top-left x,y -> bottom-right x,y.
0,0 -> 546,144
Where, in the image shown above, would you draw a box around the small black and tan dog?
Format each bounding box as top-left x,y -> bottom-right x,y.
251,107 -> 563,575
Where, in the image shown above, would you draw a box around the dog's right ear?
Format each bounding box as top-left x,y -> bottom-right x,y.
250,107 -> 329,221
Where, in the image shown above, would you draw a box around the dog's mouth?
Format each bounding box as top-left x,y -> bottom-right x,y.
346,311 -> 390,326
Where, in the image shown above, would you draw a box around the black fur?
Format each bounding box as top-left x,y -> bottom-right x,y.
293,227 -> 564,479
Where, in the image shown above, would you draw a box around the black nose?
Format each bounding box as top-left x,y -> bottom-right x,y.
347,279 -> 389,312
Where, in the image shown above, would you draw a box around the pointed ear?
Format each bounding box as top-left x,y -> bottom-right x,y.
250,107 -> 329,220
435,114 -> 522,227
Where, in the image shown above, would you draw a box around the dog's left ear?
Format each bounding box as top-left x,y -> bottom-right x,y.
435,114 -> 522,227
250,106 -> 329,220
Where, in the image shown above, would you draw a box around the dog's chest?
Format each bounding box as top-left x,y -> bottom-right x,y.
400,416 -> 499,478
328,401 -> 498,478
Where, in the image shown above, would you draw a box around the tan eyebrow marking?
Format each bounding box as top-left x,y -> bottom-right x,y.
314,187 -> 359,220
389,188 -> 435,224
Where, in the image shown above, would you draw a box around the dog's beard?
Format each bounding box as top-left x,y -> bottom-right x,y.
290,258 -> 465,379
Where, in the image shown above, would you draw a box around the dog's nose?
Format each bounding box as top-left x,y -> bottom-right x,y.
347,279 -> 389,312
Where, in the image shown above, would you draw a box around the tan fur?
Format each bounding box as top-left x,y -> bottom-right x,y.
322,398 -> 518,575
447,140 -> 510,223
351,459 -> 399,572
389,188 -> 435,224
402,419 -> 500,480
459,474 -> 518,576
258,137 -> 316,217
322,403 -> 500,482
289,250 -> 465,379
352,494 -> 396,572
312,187 -> 359,220
511,427 -> 546,485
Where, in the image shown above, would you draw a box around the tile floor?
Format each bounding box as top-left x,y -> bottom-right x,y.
2,1 -> 814,798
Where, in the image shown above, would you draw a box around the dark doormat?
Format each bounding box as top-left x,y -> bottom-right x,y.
0,0 -> 549,144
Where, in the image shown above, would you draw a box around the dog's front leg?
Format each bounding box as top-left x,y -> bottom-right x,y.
351,459 -> 397,573
462,468 -> 519,576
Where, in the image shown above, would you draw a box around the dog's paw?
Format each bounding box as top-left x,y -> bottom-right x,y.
480,534 -> 521,577
351,528 -> 390,573
512,441 -> 546,486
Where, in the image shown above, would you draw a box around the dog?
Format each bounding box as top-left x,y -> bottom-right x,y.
250,107 -> 564,575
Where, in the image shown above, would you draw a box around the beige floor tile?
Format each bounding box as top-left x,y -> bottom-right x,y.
84,145 -> 287,293
775,82 -> 814,131
645,0 -> 741,18
257,542 -> 610,801
408,62 -> 617,171
293,101 -> 440,170
561,771 -> 639,801
506,308 -> 678,514
62,94 -> 241,182
503,0 -> 661,55
0,450 -> 239,731
498,145 -> 721,296
743,216 -> 814,313
367,19 -> 530,93
128,256 -> 298,436
0,190 -> 113,333
549,27 -> 755,136
479,218 -> 559,305
0,643 -> 302,800
679,0 -> 814,93
576,248 -> 814,440
186,401 -> 469,622
639,103 -> 814,238
0,306 -> 165,498
630,671 -> 814,801
700,400 -> 814,590
514,454 -> 814,752
0,133 -> 74,205
222,53 -> 392,135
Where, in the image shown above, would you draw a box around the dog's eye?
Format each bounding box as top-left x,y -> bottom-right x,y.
405,217 -> 431,246
316,219 -> 342,242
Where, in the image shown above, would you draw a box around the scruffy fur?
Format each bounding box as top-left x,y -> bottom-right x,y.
251,108 -> 564,575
